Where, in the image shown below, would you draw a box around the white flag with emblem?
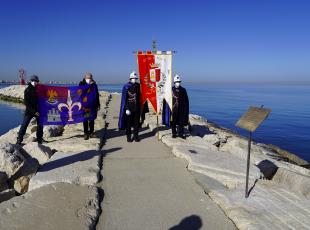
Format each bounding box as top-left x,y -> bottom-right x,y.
154,51 -> 173,113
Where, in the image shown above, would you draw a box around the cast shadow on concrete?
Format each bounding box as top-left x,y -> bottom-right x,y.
189,124 -> 213,137
155,125 -> 170,132
138,129 -> 156,141
169,215 -> 203,230
248,179 -> 259,197
39,148 -> 121,172
256,159 -> 278,180
105,127 -> 149,140
46,134 -> 85,143
46,131 -> 105,143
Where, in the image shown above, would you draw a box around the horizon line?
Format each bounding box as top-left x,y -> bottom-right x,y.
1,79 -> 310,85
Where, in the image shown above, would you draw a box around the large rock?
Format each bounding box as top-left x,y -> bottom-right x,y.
208,180 -> 310,230
0,124 -> 35,144
272,167 -> 310,199
0,85 -> 26,100
0,126 -> 20,143
22,143 -> 54,164
28,150 -> 101,191
0,183 -> 100,230
203,134 -> 220,145
10,157 -> 39,194
219,136 -> 269,164
43,125 -> 64,138
268,144 -> 309,166
172,144 -> 261,189
0,142 -> 25,177
186,136 -> 218,151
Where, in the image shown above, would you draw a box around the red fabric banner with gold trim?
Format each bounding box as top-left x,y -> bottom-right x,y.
137,51 -> 158,112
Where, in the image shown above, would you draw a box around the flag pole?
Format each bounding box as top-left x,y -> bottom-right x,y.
152,40 -> 160,141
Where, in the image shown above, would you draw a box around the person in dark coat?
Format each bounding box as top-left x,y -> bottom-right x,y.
79,73 -> 100,140
171,74 -> 189,139
16,75 -> 43,145
118,71 -> 141,142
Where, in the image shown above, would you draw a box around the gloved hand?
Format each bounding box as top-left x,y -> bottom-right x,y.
125,110 -> 131,115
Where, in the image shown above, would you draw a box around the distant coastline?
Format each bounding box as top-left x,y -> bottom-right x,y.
1,80 -> 310,86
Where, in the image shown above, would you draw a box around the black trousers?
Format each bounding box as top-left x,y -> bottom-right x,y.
171,123 -> 184,137
171,113 -> 184,137
83,120 -> 95,134
17,114 -> 43,143
125,112 -> 139,138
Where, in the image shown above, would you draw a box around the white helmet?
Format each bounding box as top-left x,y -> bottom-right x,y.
129,71 -> 138,79
174,74 -> 182,83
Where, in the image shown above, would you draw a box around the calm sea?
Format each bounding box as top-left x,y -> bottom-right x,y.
1,83 -> 309,162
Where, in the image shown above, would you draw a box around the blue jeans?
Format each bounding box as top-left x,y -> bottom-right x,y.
17,114 -> 43,144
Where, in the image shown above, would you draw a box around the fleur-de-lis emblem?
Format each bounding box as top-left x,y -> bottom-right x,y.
58,90 -> 82,122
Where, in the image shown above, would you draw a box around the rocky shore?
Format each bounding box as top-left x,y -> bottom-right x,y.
143,113 -> 310,229
0,85 -> 25,104
0,85 -> 309,230
0,85 -> 110,229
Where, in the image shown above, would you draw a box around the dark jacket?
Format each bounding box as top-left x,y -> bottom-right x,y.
118,82 -> 141,130
172,86 -> 189,126
125,83 -> 140,113
24,83 -> 39,116
79,79 -> 100,109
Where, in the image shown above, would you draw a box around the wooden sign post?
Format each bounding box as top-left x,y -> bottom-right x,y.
236,106 -> 271,198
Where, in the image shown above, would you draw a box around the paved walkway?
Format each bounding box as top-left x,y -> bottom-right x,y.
96,94 -> 236,230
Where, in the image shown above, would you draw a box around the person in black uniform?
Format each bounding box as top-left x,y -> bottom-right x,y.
118,71 -> 141,142
16,75 -> 43,145
171,74 -> 189,139
79,73 -> 100,140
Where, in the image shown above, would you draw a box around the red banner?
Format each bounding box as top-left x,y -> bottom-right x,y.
137,51 -> 157,112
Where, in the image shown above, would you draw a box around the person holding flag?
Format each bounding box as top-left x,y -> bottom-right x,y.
16,75 -> 43,145
118,71 -> 141,142
171,74 -> 189,139
79,73 -> 100,140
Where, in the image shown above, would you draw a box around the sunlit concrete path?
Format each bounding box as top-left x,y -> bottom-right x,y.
96,94 -> 236,230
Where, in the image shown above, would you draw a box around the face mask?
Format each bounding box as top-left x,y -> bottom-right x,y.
130,79 -> 136,84
31,81 -> 37,87
175,82 -> 181,88
85,79 -> 91,84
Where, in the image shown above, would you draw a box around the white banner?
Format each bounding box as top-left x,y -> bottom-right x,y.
154,51 -> 173,113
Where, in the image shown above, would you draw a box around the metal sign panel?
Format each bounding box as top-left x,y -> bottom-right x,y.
236,106 -> 271,133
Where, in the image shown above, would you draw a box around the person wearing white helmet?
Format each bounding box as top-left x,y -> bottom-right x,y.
171,74 -> 189,139
118,71 -> 141,142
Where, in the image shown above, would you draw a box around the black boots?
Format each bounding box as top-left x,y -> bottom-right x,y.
133,135 -> 140,142
84,132 -> 95,140
127,135 -> 139,142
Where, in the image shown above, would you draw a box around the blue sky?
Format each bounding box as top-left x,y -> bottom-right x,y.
0,0 -> 309,83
